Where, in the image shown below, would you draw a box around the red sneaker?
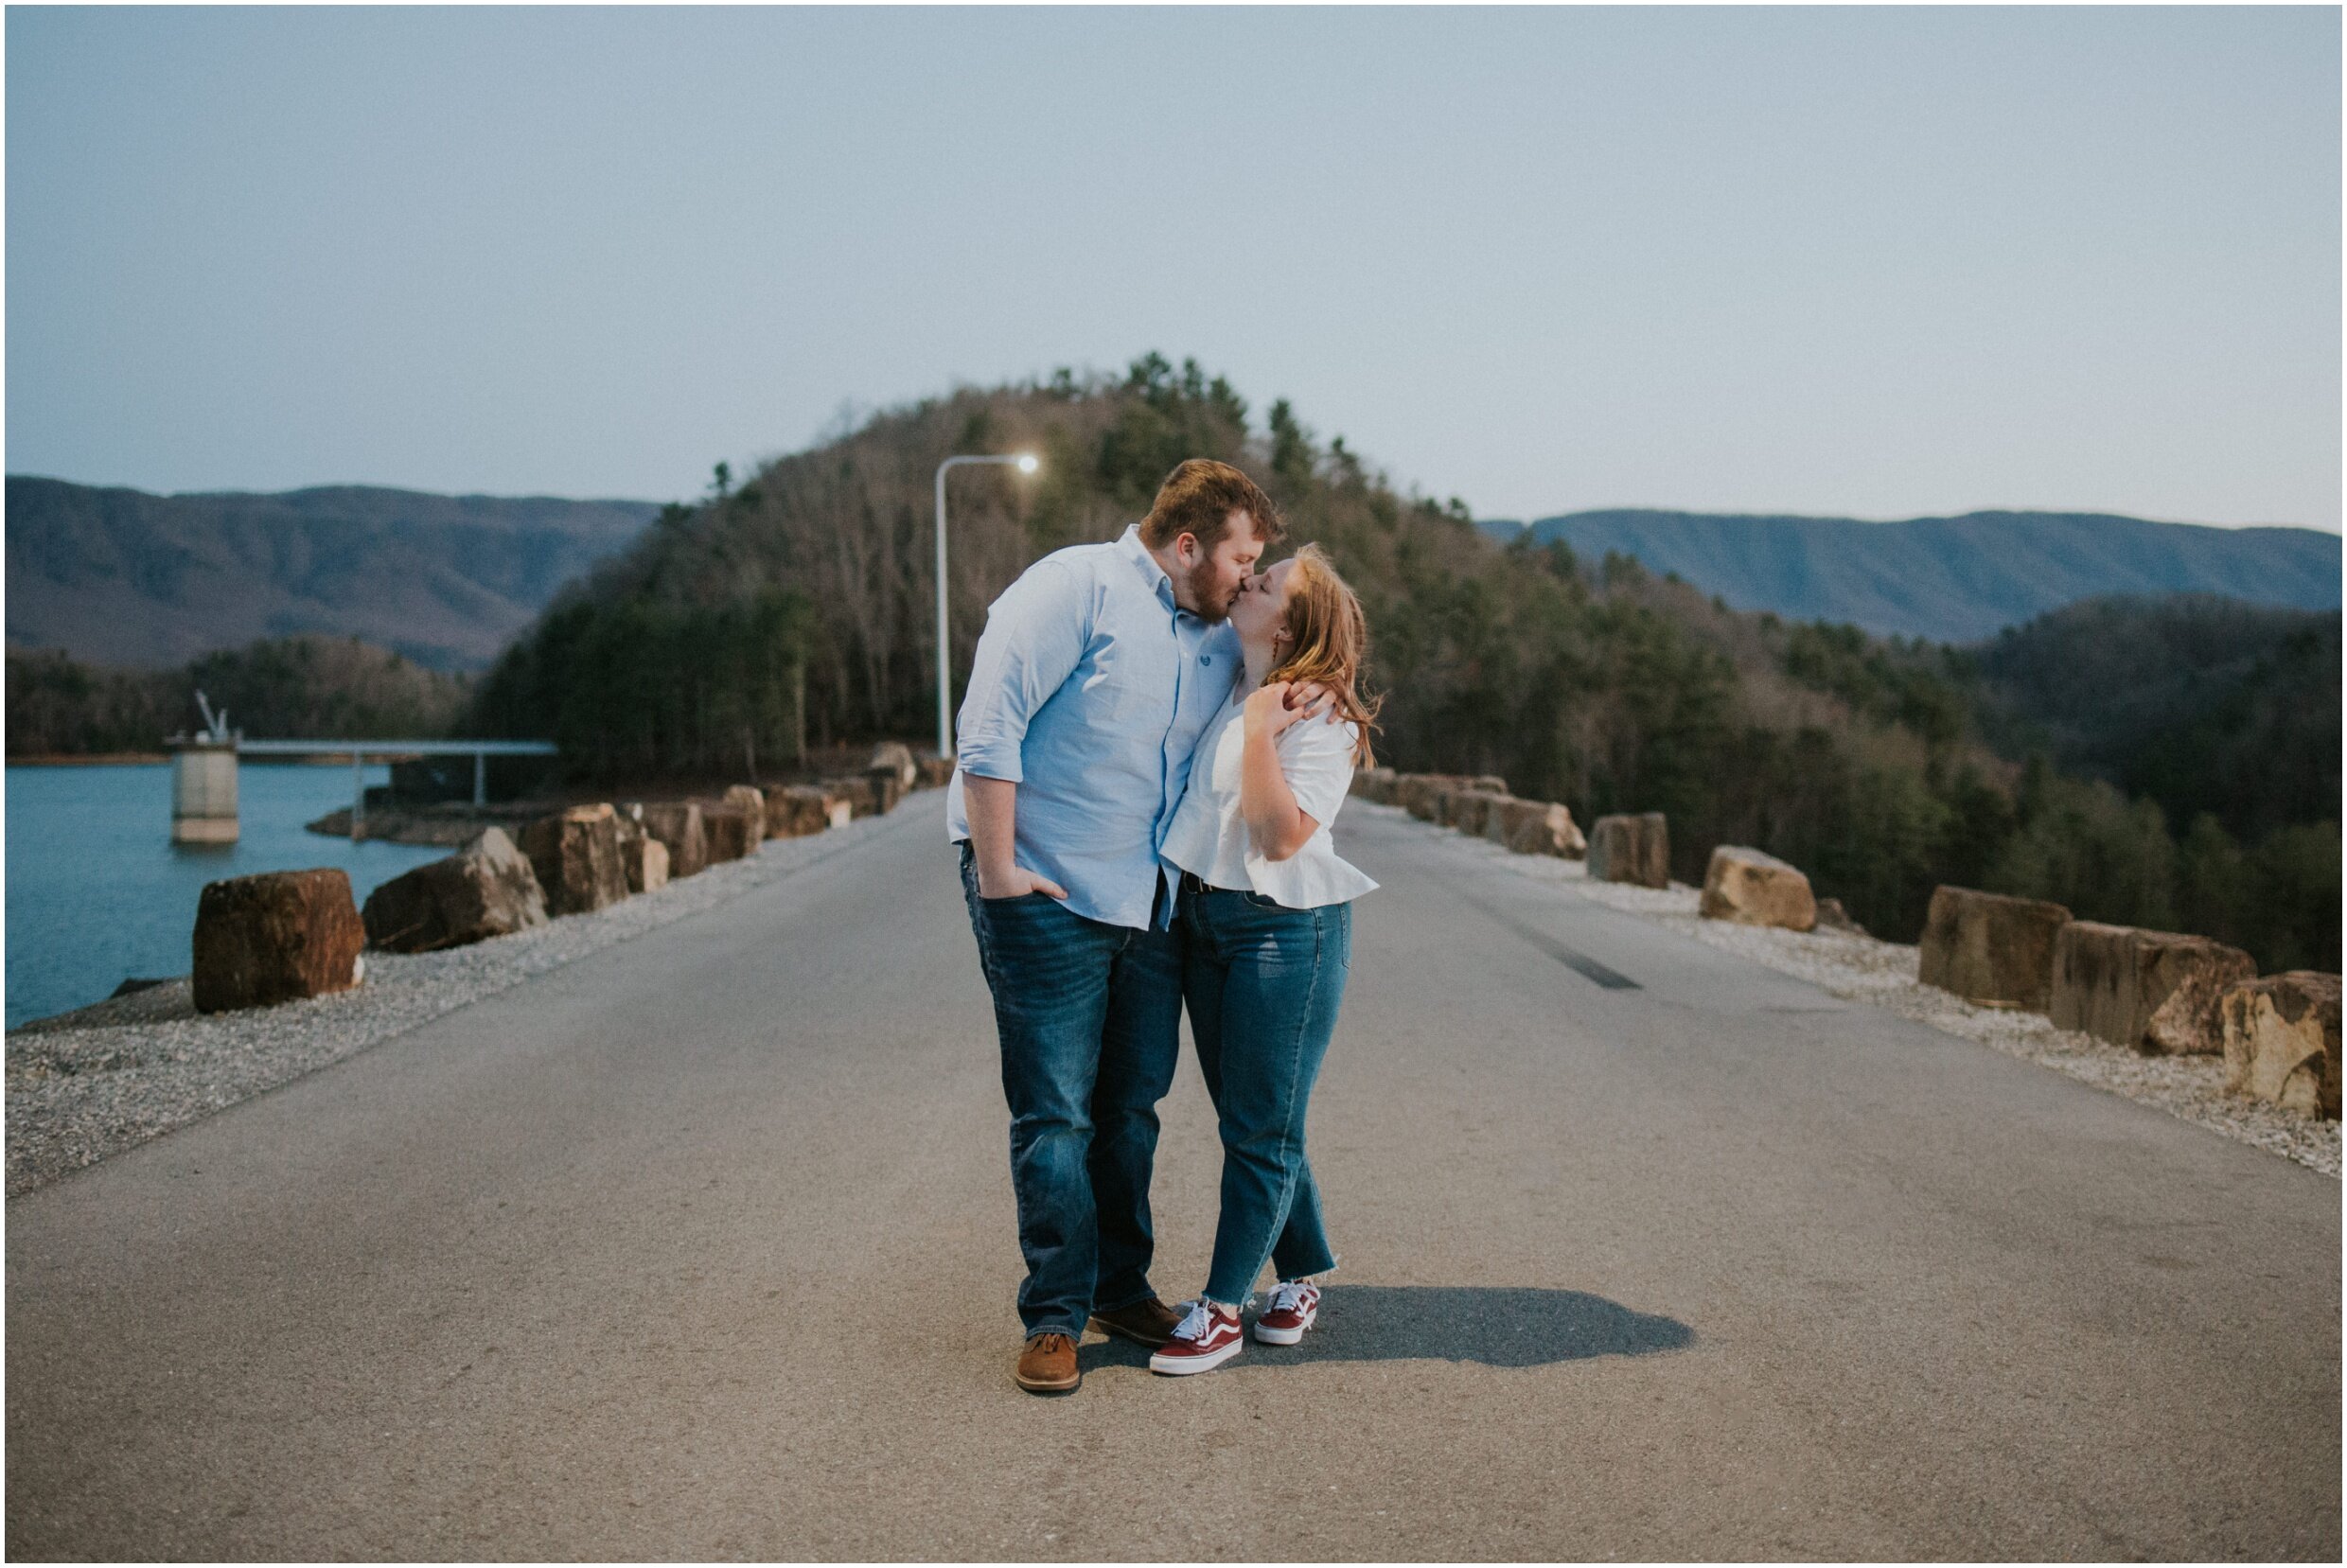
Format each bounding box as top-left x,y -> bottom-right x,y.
1148,1300 -> 1244,1375
1252,1280 -> 1320,1345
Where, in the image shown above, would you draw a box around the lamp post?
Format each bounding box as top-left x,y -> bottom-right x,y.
934,451 -> 1039,759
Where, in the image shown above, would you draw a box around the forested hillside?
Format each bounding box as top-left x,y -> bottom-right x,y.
7,636 -> 469,756
1970,596 -> 2338,843
1712,598 -> 2338,973
471,356 -> 2338,972
1480,508 -> 2339,643
5,478 -> 658,670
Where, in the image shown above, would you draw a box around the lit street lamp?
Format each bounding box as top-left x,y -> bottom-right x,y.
935,451 -> 1040,759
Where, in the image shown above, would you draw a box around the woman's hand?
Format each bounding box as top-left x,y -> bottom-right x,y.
1284,679 -> 1338,724
1245,680 -> 1307,741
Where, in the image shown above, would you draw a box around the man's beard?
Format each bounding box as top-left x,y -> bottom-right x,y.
1188,558 -> 1235,623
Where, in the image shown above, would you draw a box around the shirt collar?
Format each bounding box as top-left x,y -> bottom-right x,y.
1119,523 -> 1180,613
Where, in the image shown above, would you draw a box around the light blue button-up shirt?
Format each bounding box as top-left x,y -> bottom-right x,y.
947,525 -> 1241,929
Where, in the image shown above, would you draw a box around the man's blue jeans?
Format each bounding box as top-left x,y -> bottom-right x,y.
961,846 -> 1184,1339
1178,882 -> 1350,1308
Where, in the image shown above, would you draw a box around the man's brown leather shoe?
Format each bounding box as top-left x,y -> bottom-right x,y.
1015,1332 -> 1080,1394
1089,1296 -> 1183,1348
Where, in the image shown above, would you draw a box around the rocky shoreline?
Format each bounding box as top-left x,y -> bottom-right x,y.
9,752 -> 173,766
304,801 -> 556,846
303,744 -> 926,848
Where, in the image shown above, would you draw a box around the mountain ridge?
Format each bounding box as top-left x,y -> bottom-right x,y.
5,477 -> 662,671
13,471 -> 2339,671
1479,507 -> 2339,643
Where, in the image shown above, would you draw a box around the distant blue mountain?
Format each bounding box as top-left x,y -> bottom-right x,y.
6,477 -> 661,670
1482,509 -> 2340,643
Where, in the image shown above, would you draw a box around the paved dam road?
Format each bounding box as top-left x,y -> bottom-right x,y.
8,795 -> 2338,1559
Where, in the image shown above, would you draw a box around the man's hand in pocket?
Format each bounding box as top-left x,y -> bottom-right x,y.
979,864 -> 1070,901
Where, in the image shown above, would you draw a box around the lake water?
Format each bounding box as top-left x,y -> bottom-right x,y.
5,764 -> 450,1029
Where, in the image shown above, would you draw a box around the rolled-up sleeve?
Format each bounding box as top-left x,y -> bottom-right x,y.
952,561 -> 1091,784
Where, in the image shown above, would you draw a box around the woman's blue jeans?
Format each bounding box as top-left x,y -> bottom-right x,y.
961,847 -> 1184,1339
1179,882 -> 1350,1307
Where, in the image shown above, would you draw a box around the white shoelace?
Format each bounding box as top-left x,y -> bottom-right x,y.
1267,1281 -> 1312,1314
1171,1300 -> 1222,1342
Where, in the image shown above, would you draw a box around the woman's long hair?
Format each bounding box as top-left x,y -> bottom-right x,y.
1262,542 -> 1382,766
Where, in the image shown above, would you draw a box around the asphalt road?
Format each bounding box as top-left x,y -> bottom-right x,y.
8,793 -> 2338,1559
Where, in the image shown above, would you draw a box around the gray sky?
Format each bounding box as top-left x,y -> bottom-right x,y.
7,6 -> 2339,529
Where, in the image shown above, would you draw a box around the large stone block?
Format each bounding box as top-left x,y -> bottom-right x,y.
625,834 -> 669,894
362,827 -> 548,953
641,802 -> 708,878
1395,775 -> 1447,821
2221,972 -> 2341,1119
2144,960 -> 2255,1057
1350,766 -> 1399,805
916,755 -> 955,789
1442,789 -> 1513,837
2049,922 -> 2139,1042
193,868 -> 366,1013
752,786 -> 788,838
1586,813 -> 1669,889
2121,930 -> 2256,1056
1484,798 -> 1586,858
768,785 -> 849,837
1916,886 -> 2072,1012
826,776 -> 886,819
702,804 -> 755,862
2050,922 -> 2257,1052
1700,846 -> 1818,931
721,784 -> 768,842
1814,898 -> 1868,937
1478,799 -> 1525,845
868,742 -> 918,791
1396,774 -> 1492,821
520,803 -> 629,916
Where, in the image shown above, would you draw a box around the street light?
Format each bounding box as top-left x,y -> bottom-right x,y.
935,451 -> 1041,759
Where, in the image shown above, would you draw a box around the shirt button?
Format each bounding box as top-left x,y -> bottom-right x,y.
1199,655 -> 1213,666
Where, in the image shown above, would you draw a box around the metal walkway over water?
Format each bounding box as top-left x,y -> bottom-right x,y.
169,735 -> 557,842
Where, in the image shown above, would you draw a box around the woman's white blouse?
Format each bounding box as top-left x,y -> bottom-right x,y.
1161,690 -> 1379,910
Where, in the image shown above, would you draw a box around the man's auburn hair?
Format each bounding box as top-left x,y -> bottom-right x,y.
1138,459 -> 1284,553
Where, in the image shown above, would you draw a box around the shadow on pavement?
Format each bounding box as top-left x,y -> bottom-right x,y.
1082,1285 -> 1692,1372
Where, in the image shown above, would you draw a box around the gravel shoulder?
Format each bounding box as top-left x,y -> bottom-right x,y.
5,807 -> 916,1198
1391,813 -> 2341,1179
